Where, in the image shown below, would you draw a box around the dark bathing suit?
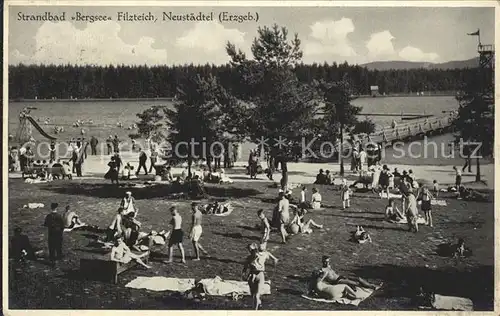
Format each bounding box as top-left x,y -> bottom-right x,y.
169,229 -> 184,246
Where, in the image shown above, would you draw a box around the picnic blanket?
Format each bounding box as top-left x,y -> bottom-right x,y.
418,199 -> 447,206
379,192 -> 403,199
125,277 -> 196,292
23,203 -> 45,209
198,276 -> 271,296
64,223 -> 87,232
301,286 -> 375,306
24,178 -> 51,184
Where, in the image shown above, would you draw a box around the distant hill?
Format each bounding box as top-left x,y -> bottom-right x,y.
361,57 -> 479,71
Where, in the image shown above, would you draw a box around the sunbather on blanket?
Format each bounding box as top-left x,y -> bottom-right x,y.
110,236 -> 151,269
309,256 -> 381,295
63,205 -> 86,229
309,269 -> 358,300
289,206 -> 323,235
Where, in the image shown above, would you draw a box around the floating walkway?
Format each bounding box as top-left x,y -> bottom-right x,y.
347,114 -> 456,145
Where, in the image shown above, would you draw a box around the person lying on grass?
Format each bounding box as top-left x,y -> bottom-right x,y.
241,243 -> 278,310
288,206 -> 323,235
308,256 -> 381,294
110,237 -> 151,269
385,198 -> 405,222
351,226 -> 372,244
309,269 -> 359,300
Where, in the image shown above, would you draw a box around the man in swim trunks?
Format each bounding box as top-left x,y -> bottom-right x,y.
190,202 -> 209,261
277,192 -> 290,243
166,206 -> 186,263
317,256 -> 381,290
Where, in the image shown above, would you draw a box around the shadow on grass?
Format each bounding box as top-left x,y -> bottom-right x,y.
205,186 -> 262,198
42,182 -> 262,200
213,231 -> 261,242
350,264 -> 494,311
329,214 -> 381,221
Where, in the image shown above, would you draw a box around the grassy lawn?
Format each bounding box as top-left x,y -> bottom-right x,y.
7,174 -> 494,310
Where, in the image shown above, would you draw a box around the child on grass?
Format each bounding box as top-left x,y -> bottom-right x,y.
418,186 -> 434,227
340,179 -> 352,210
433,180 -> 439,198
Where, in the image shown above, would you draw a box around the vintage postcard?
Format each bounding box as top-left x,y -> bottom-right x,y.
3,0 -> 498,314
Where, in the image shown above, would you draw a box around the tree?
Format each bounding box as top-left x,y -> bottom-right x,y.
454,66 -> 494,182
352,119 -> 376,135
316,80 -> 362,175
165,74 -> 244,176
226,24 -> 318,189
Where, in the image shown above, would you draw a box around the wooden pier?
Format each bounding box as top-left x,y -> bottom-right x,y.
346,113 -> 456,146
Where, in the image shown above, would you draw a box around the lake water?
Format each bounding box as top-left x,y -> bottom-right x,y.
8,96 -> 461,163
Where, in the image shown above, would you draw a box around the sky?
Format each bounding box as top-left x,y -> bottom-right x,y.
7,5 -> 496,66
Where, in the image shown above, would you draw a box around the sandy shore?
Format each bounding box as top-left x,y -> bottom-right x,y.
10,151 -> 494,189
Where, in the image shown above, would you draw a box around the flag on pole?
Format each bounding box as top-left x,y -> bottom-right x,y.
467,29 -> 480,36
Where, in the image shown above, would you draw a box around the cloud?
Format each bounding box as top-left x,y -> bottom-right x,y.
10,21 -> 168,66
366,30 -> 395,60
303,18 -> 357,59
175,22 -> 246,64
399,46 -> 439,62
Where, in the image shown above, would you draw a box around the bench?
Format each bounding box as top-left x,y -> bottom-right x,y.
80,251 -> 150,284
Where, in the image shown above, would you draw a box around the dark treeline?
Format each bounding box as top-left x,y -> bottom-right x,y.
9,63 -> 476,100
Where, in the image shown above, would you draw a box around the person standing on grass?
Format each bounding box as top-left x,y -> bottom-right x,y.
277,192 -> 290,243
166,207 -> 186,263
405,191 -> 419,233
43,203 -> 65,266
190,203 -> 209,261
418,186 -> 434,227
257,209 -> 271,246
242,243 -> 278,310
453,166 -> 462,189
340,179 -> 351,210
136,148 -> 148,176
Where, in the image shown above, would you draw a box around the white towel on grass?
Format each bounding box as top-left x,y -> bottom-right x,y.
198,275 -> 271,296
301,286 -> 374,306
125,277 -> 195,292
431,294 -> 473,311
379,192 -> 403,199
23,203 -> 45,209
417,200 -> 447,206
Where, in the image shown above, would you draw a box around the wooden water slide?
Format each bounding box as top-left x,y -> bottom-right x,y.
26,116 -> 57,141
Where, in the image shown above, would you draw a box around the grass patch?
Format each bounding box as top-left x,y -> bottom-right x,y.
7,178 -> 494,310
